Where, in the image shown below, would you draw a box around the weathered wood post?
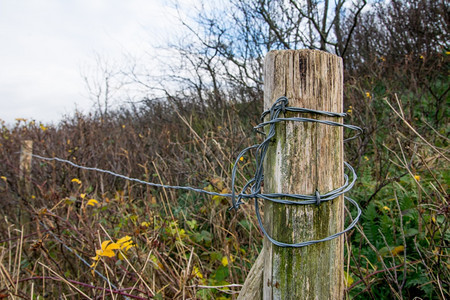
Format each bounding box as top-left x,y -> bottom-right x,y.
19,140 -> 33,193
238,50 -> 345,299
262,49 -> 344,299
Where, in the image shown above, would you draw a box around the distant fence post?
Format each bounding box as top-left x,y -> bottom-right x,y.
262,49 -> 344,299
20,140 -> 33,193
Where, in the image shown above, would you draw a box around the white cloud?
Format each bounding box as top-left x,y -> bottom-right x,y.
0,0 -> 185,125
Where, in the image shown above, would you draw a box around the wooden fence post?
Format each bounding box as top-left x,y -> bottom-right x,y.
20,140 -> 33,193
262,49 -> 344,299
246,49 -> 344,299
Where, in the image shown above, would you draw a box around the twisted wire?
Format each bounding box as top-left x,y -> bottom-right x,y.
30,96 -> 362,248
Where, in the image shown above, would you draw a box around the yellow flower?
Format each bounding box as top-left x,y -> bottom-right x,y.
419,55 -> 424,59
239,156 -> 244,162
380,56 -> 386,61
364,156 -> 369,161
446,51 -> 450,55
80,193 -> 86,199
382,206 -> 390,212
141,221 -> 150,227
414,175 -> 420,181
365,92 -> 372,99
91,240 -> 120,261
221,256 -> 229,267
71,178 -> 82,185
90,240 -> 120,276
122,125 -> 126,129
87,199 -> 99,206
347,109 -> 352,114
192,266 -> 203,279
0,176 -> 6,181
117,235 -> 134,260
116,236 -> 134,252
39,124 -> 48,131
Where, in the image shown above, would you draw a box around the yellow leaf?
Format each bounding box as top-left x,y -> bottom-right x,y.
204,184 -> 214,192
344,271 -> 354,287
39,124 -> 48,131
150,254 -> 163,270
192,266 -> 203,279
1,176 -> 6,181
141,222 -> 150,227
80,193 -> 86,199
90,260 -> 99,276
120,241 -> 134,252
103,240 -> 120,251
221,256 -> 229,267
118,252 -> 127,260
391,245 -> 405,256
91,254 -> 100,261
210,178 -> 224,190
87,199 -> 98,206
102,249 -> 116,258
116,236 -> 132,245
93,240 -> 120,259
71,178 -> 82,185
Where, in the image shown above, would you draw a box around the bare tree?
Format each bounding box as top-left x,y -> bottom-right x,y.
82,54 -> 126,118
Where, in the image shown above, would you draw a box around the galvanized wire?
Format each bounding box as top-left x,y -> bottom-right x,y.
30,96 -> 362,248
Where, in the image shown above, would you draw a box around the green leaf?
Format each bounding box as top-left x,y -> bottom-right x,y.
405,228 -> 419,237
213,266 -> 229,282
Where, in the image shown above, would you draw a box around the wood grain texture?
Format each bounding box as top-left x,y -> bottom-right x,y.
237,249 -> 264,300
262,50 -> 344,300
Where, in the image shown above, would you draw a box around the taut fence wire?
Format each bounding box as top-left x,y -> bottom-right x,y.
29,96 -> 362,248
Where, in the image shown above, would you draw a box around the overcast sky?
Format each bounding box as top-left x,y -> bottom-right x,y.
0,0 -> 189,125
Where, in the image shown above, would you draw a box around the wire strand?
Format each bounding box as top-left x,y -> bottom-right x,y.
30,96 -> 362,248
